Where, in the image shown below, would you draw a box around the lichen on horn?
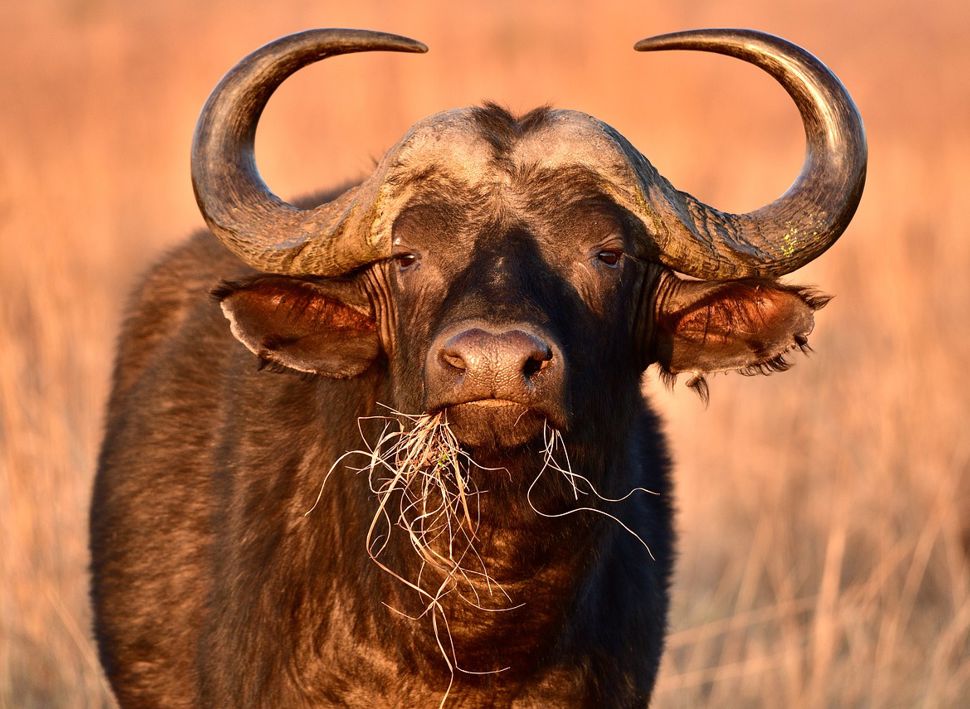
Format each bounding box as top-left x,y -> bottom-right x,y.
633,29 -> 867,279
191,29 -> 427,276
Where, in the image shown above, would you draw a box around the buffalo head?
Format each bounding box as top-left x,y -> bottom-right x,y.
195,28 -> 865,452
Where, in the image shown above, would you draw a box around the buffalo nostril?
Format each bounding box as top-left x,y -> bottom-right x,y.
437,328 -> 554,385
522,346 -> 552,378
441,350 -> 466,372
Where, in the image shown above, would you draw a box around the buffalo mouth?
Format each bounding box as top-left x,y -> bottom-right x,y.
442,399 -> 552,450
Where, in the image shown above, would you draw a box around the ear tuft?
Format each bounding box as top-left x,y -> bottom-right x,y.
209,281 -> 240,302
685,374 -> 710,406
658,367 -> 676,392
736,351 -> 795,377
798,288 -> 834,312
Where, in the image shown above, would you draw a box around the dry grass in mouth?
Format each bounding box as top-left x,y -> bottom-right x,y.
307,407 -> 659,703
529,422 -> 660,560
307,407 -> 516,704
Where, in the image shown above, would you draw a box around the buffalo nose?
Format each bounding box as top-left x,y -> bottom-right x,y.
439,329 -> 553,381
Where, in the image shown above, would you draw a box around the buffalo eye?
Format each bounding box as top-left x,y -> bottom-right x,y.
596,249 -> 623,267
393,252 -> 419,271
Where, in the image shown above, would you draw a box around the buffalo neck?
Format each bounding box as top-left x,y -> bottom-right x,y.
296,372 -> 646,679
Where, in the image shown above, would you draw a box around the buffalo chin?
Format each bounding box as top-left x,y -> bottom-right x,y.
445,401 -> 547,450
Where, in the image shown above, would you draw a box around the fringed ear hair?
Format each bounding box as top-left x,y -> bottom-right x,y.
651,276 -> 831,402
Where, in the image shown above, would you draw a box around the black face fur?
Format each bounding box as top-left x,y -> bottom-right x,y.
216,105 -> 661,458
381,150 -> 653,453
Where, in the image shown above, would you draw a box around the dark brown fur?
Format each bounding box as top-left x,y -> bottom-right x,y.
91,105 -> 823,707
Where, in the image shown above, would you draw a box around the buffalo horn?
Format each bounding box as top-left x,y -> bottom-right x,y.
634,29 -> 867,278
191,29 -> 427,275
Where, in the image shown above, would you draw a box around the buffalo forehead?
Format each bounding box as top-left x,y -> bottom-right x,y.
388,108 -> 637,190
388,109 -> 495,183
368,108 -> 654,259
512,109 -> 634,175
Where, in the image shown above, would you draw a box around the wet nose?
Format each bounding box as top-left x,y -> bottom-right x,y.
425,324 -> 566,446
439,328 -> 553,381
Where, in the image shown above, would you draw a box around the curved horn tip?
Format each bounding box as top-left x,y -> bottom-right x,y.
310,28 -> 428,53
259,28 -> 428,56
633,28 -> 787,53
373,33 -> 428,54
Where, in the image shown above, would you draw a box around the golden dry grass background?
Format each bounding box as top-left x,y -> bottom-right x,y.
2,0 -> 968,706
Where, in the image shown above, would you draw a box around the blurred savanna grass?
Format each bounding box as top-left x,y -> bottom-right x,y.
2,0 -> 968,706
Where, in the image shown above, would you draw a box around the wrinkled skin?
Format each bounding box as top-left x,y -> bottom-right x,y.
91,106 -> 827,707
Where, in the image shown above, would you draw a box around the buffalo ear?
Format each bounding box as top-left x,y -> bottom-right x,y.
650,275 -> 830,398
213,276 -> 379,378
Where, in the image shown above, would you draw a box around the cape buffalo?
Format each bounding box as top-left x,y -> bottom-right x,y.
90,28 -> 866,707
